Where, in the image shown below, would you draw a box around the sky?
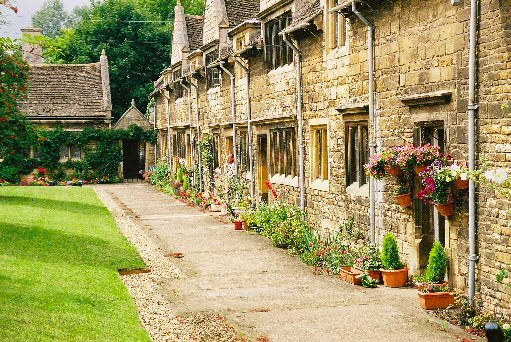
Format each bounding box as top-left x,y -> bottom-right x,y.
0,0 -> 90,38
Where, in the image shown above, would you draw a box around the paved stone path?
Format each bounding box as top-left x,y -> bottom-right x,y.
100,184 -> 479,342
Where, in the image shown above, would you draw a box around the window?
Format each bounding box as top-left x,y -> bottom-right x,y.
312,126 -> 328,181
205,50 -> 220,88
173,69 -> 183,99
328,0 -> 348,50
238,133 -> 250,171
236,36 -> 246,51
345,123 -> 368,187
270,127 -> 296,177
59,145 -> 83,161
264,12 -> 293,70
172,130 -> 187,159
212,134 -> 220,169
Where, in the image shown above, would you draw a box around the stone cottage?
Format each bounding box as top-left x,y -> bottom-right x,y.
151,0 -> 511,315
21,27 -> 112,163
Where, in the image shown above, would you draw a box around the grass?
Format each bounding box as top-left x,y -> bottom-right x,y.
0,187 -> 150,341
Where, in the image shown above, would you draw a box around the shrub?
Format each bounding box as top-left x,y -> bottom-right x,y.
425,241 -> 447,283
381,233 -> 403,270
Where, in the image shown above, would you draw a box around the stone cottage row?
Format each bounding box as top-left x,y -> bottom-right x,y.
149,0 -> 511,315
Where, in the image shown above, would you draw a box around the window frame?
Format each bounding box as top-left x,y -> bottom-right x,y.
264,11 -> 293,70
59,145 -> 83,162
173,69 -> 184,99
270,127 -> 296,177
205,50 -> 220,89
328,0 -> 349,52
311,125 -> 329,182
345,121 -> 369,189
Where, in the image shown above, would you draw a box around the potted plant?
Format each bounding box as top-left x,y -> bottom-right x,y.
417,161 -> 457,217
393,183 -> 413,208
417,242 -> 456,309
413,144 -> 441,175
354,246 -> 382,282
380,233 -> 408,287
450,162 -> 469,190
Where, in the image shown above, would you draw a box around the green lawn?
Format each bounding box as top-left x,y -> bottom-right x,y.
0,187 -> 150,341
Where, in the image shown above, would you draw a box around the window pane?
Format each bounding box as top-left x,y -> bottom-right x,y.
60,145 -> 69,160
71,146 -> 82,160
322,129 -> 328,180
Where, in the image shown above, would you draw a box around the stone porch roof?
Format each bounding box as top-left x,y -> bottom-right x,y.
224,0 -> 260,28
185,15 -> 204,51
22,56 -> 112,122
284,0 -> 322,33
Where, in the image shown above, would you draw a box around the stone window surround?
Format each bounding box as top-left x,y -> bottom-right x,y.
309,118 -> 330,192
204,46 -> 221,90
343,114 -> 369,198
325,0 -> 350,56
262,4 -> 293,72
268,124 -> 298,187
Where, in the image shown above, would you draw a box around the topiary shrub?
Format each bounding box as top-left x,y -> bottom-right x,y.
381,233 -> 404,270
425,241 -> 447,283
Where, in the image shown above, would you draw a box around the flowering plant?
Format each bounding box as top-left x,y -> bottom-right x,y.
364,148 -> 400,179
449,162 -> 469,181
265,180 -> 279,199
417,282 -> 451,293
355,246 -> 382,271
414,144 -> 442,166
417,160 -> 456,205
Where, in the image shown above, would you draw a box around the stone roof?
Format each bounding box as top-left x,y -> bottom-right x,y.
114,99 -> 151,130
224,0 -> 260,28
185,15 -> 204,51
284,0 -> 322,33
23,61 -> 112,120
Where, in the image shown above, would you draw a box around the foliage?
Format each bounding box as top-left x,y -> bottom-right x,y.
138,0 -> 205,21
359,273 -> 379,288
0,45 -> 38,183
418,159 -> 456,205
425,241 -> 447,283
199,135 -> 213,172
381,233 -> 404,270
42,0 -> 175,120
32,0 -> 72,38
355,246 -> 382,271
150,158 -> 171,187
0,187 -> 149,341
497,269 -> 511,289
417,282 -> 451,293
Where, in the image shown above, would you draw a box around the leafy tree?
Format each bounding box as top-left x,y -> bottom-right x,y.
138,0 -> 205,21
43,0 -> 178,121
32,0 -> 71,38
0,45 -> 37,182
0,0 -> 18,25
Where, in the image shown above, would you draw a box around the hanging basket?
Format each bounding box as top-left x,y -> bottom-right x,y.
385,166 -> 402,177
454,178 -> 469,190
395,193 -> 413,208
436,202 -> 454,217
415,165 -> 428,175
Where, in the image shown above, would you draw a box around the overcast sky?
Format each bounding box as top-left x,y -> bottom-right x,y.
1,0 -> 90,38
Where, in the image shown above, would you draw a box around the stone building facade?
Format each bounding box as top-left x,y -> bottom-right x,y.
151,0 -> 511,315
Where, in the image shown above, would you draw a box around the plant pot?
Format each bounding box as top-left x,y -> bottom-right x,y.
210,204 -> 222,212
339,267 -> 363,285
395,193 -> 413,208
385,166 -> 402,177
418,291 -> 455,310
415,165 -> 428,175
242,220 -> 249,231
354,267 -> 381,282
233,220 -> 244,231
435,202 -> 454,217
381,268 -> 408,287
454,178 -> 469,190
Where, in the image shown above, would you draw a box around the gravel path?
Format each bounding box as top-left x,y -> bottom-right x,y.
95,187 -> 243,342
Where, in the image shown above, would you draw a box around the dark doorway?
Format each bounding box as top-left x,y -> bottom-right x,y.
258,134 -> 269,202
123,139 -> 141,180
414,124 -> 446,272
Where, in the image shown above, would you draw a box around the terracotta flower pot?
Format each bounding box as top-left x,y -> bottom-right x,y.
242,220 -> 249,231
415,165 -> 428,175
339,267 -> 363,285
454,178 -> 469,190
436,202 -> 454,217
233,220 -> 244,231
381,268 -> 408,287
418,291 -> 455,310
395,193 -> 413,208
385,166 -> 402,177
354,267 -> 381,282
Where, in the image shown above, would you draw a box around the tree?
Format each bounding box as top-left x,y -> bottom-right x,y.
44,0 -> 178,121
32,0 -> 71,38
138,0 -> 205,21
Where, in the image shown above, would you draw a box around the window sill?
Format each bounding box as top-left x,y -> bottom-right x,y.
267,63 -> 293,76
326,45 -> 349,58
346,182 -> 369,198
207,86 -> 220,94
175,97 -> 184,104
270,174 -> 299,188
310,179 -> 329,192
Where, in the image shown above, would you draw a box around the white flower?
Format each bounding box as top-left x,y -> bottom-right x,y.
503,323 -> 510,331
485,170 -> 496,182
494,168 -> 509,185
460,172 -> 468,181
450,164 -> 461,177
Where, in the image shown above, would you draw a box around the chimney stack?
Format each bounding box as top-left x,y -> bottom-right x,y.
21,27 -> 44,64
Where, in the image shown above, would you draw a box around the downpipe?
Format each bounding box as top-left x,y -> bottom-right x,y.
180,79 -> 196,187
468,0 -> 479,306
282,33 -> 305,211
219,62 -> 238,176
159,88 -> 173,173
190,79 -> 203,192
234,56 -> 256,207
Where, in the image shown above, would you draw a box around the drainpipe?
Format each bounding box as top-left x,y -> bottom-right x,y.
234,56 -> 255,207
282,33 -> 305,211
159,88 -> 173,172
219,61 -> 238,175
468,0 -> 479,306
331,1 -> 376,244
190,79 -> 203,192
180,79 -> 196,186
